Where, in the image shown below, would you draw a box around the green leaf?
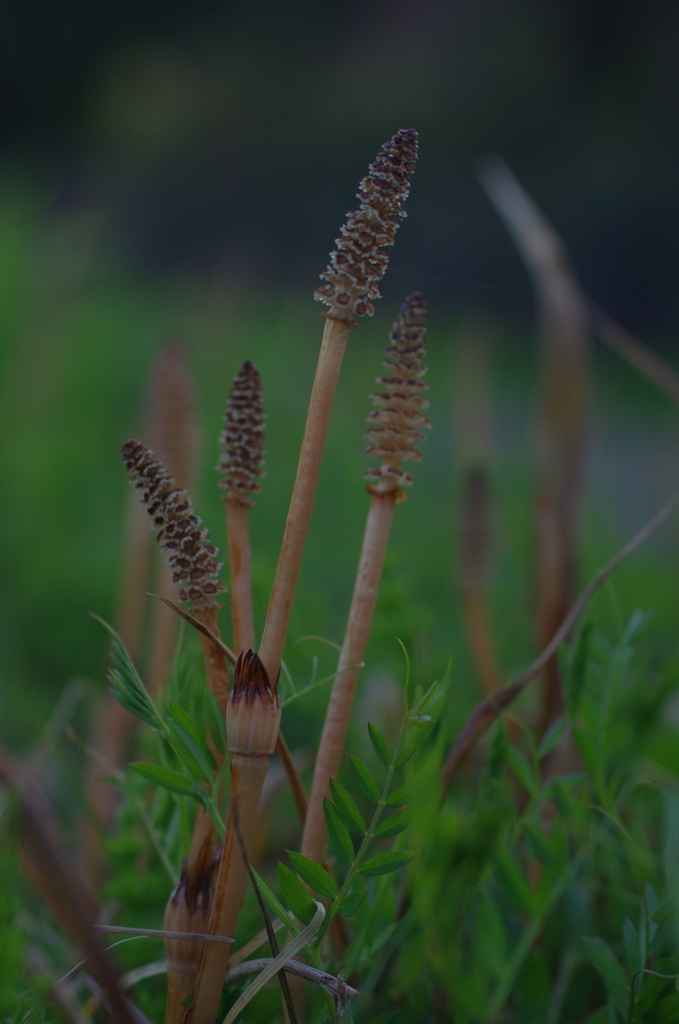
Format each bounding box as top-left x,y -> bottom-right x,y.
393,743 -> 416,769
623,917 -> 642,976
286,851 -> 337,899
373,808 -> 410,839
130,762 -> 202,799
335,878 -> 367,918
386,783 -> 412,808
396,637 -> 414,712
368,722 -> 392,767
349,755 -> 381,804
495,853 -> 536,914
166,720 -> 213,783
92,614 -> 162,731
582,936 -> 630,1015
324,800 -> 354,864
206,690 -> 227,755
359,851 -> 416,877
623,608 -> 654,646
537,716 -> 566,761
276,862 -> 316,925
565,622 -> 592,716
523,821 -> 552,865
329,778 -> 366,833
651,894 -> 677,925
505,745 -> 537,796
168,704 -> 218,770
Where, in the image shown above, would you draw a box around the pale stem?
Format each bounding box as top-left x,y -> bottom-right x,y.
225,498 -> 255,654
186,754 -> 270,1024
301,493 -> 396,864
259,315 -> 352,684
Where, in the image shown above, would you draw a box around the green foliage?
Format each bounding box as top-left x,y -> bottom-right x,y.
4,195 -> 679,1021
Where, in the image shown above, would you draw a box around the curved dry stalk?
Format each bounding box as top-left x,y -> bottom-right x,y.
186,651 -> 281,1024
590,304 -> 679,403
440,493 -> 679,790
258,129 -> 419,687
0,746 -> 139,1024
301,293 -> 429,867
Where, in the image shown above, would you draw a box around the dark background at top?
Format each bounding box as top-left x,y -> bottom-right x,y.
2,0 -> 679,337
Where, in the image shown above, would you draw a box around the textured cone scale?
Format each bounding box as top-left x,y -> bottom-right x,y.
315,129 -> 419,321
217,361 -> 265,505
121,439 -> 226,611
364,291 -> 431,495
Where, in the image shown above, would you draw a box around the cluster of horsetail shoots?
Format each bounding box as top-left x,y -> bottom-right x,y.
302,292 -> 430,867
114,130 -> 418,1021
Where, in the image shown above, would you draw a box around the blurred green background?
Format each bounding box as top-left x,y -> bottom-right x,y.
2,0 -> 678,752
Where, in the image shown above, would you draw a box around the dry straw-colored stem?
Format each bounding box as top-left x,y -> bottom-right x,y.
302,293 -> 429,867
258,315 -> 352,684
187,650 -> 281,1024
480,157 -> 590,732
258,128 -> 418,687
0,746 -> 139,1024
302,493 -> 396,864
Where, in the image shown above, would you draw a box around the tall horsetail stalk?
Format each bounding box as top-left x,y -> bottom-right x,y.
257,128 -> 418,687
186,650 -> 281,1024
301,293 -> 430,869
217,361 -> 265,654
217,361 -> 307,824
120,438 -> 229,1022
